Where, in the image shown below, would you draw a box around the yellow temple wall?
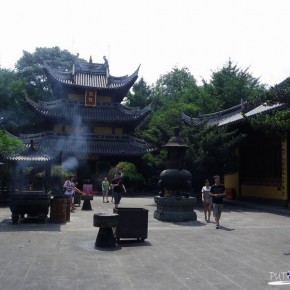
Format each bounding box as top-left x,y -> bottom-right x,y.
68,93 -> 84,101
115,128 -> 123,135
240,184 -> 285,200
94,127 -> 113,135
97,96 -> 112,103
225,139 -> 288,202
224,172 -> 239,197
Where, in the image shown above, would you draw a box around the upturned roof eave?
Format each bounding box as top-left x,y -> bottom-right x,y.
43,63 -> 139,91
12,131 -> 155,157
25,96 -> 151,123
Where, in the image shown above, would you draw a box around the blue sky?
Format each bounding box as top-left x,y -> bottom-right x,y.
1,0 -> 290,86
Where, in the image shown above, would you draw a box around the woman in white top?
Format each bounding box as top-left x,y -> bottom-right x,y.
63,176 -> 80,210
201,179 -> 212,222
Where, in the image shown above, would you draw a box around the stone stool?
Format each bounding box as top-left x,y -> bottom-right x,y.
93,213 -> 119,248
81,194 -> 93,210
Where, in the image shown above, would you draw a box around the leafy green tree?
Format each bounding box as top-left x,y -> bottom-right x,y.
202,59 -> 266,110
249,78 -> 290,137
125,77 -> 152,107
108,162 -> 145,193
181,124 -> 244,191
137,67 -> 200,145
151,67 -> 199,109
0,129 -> 24,157
0,47 -> 82,133
0,68 -> 34,133
15,46 -> 80,101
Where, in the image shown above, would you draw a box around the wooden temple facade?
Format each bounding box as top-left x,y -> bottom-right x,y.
9,57 -> 154,185
182,99 -> 289,206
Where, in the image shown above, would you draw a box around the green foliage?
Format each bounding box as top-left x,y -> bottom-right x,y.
249,78 -> 290,137
125,77 -> 152,107
108,162 -> 145,192
0,47 -> 81,133
0,68 -> 31,132
15,46 -> 80,101
132,63 -> 259,190
136,67 -> 200,148
51,165 -> 75,178
0,129 -> 24,156
202,59 -> 266,110
181,124 -> 244,190
151,67 -> 199,109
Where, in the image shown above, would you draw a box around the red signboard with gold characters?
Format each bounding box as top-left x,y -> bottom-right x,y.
85,90 -> 96,107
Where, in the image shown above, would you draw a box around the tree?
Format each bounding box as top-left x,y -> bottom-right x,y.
108,162 -> 145,193
0,68 -> 34,133
137,67 -> 200,144
15,46 -> 80,101
132,68 -> 202,190
151,67 -> 199,109
202,59 -> 266,110
0,129 -> 24,156
0,47 -> 81,133
181,124 -> 244,191
125,77 -> 152,107
248,77 -> 290,137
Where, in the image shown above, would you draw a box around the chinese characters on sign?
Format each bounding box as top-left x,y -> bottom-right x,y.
85,90 -> 96,107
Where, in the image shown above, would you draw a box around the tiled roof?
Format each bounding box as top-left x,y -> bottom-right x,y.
25,96 -> 151,124
16,132 -> 156,157
182,102 -> 283,127
43,60 -> 139,91
5,141 -> 55,163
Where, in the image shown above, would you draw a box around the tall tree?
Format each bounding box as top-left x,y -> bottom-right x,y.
152,67 -> 199,108
202,59 -> 266,110
181,123 -> 244,190
15,46 -> 80,101
249,77 -> 290,137
0,68 -> 32,132
125,77 -> 152,107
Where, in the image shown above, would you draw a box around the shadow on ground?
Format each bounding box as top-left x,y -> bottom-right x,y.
0,218 -> 62,232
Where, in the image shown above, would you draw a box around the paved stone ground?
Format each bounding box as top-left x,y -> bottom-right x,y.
1,196 -> 290,290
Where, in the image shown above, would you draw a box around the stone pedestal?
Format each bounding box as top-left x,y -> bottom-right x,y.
93,213 -> 119,248
154,196 -> 197,222
81,195 -> 93,210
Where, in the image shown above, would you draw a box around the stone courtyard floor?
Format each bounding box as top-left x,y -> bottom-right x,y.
1,196 -> 290,290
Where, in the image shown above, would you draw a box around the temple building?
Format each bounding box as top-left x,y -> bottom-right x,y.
9,57 -> 154,184
182,97 -> 289,206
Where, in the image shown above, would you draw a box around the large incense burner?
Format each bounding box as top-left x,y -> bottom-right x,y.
154,127 -> 196,222
5,140 -> 54,224
9,190 -> 51,224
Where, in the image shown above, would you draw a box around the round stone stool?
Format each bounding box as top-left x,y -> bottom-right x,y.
93,213 -> 119,248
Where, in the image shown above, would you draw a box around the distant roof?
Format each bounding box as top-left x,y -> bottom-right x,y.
5,140 -> 55,163
182,102 -> 283,127
25,96 -> 151,125
43,57 -> 140,100
8,132 -> 156,157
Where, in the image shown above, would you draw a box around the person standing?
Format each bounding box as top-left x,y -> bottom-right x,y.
63,176 -> 81,211
201,179 -> 212,223
110,172 -> 126,209
102,177 -> 110,203
210,175 -> 226,229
